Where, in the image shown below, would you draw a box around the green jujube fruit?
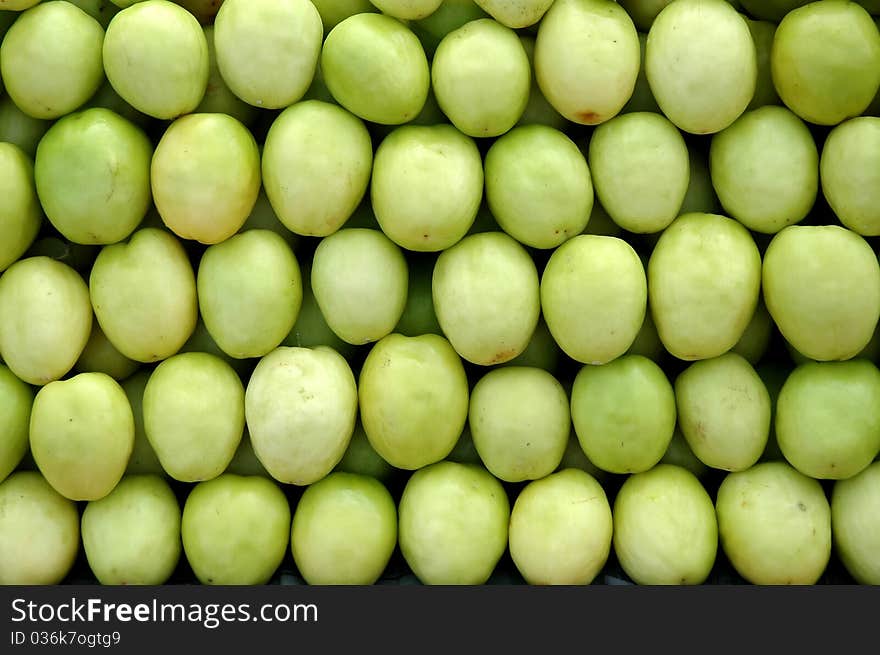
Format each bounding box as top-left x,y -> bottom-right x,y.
29,372 -> 134,501
541,235 -> 647,365
310,0 -> 377,33
831,462 -> 880,585
516,34 -> 568,130
474,0 -> 554,28
89,228 -> 198,363
0,142 -> 42,272
0,364 -> 33,482
648,213 -> 762,361
761,225 -> 880,362
197,229 -> 302,359
34,107 -> 153,245
195,25 -> 258,126
359,334 -> 469,470
570,355 -> 677,474
74,320 -> 140,381
745,18 -> 780,111
371,0 -> 442,20
534,0 -> 640,125
143,352 -> 245,483
0,95 -> 50,158
0,256 -> 92,386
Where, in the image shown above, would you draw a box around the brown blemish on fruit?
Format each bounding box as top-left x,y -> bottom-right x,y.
575,110 -> 601,124
488,348 -> 517,364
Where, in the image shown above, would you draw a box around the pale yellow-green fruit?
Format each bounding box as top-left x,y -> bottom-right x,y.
709,106 -> 818,234
469,367 -> 569,483
762,225 -> 880,362
197,229 -> 302,359
541,234 -> 647,365
370,0 -> 442,19
262,100 -> 373,237
431,18 -> 530,137
776,360 -> 880,481
571,355 -> 677,474
0,143 -> 42,272
29,372 -> 134,501
410,0 -> 489,57
195,25 -> 258,127
181,474 -> 290,585
474,0 -> 553,27
484,124 -> 593,249
648,213 -> 762,361
81,474 -> 181,585
121,370 -> 164,476
832,462 -> 880,584
509,468 -> 612,585
0,471 -> 80,585
0,256 -> 92,386
745,18 -> 780,111
245,346 -> 358,485
359,334 -> 468,470
151,113 -> 260,245
588,111 -> 689,234
613,464 -> 718,585
311,228 -> 408,346
0,94 -> 50,158
89,227 -> 198,363
535,0 -> 640,125
646,0 -> 756,134
398,461 -> 510,585
731,298 -> 773,366
310,0 -> 377,33
0,364 -> 33,483
102,0 -> 209,120
74,319 -> 140,381
143,352 -> 245,483
291,472 -> 397,585
371,124 -> 483,252
432,232 -> 540,366
213,0 -> 322,109
820,117 -> 880,236
771,1 -> 880,126
716,461 -> 831,585
0,1 -> 105,119
675,353 -> 771,472
334,419 -> 396,483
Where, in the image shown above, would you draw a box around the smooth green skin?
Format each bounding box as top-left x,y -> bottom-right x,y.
730,298 -> 773,365
746,19 -> 780,110
311,0 -> 377,33
618,0 -> 671,31
499,317 -> 562,373
121,370 -> 164,476
371,0 -> 442,19
541,235 -> 647,365
0,94 -> 50,158
648,213 -> 762,361
321,13 -> 429,125
359,334 -> 469,470
469,367 -> 569,483
371,124 -> 483,252
535,0 -> 640,125
0,143 -> 41,272
475,0 -> 553,27
739,0 -> 809,21
710,106 -> 817,234
0,471 -> 79,585
292,472 -> 397,585
509,468 -> 611,585
0,364 -> 32,482
152,113 -> 261,245
81,474 -> 181,585
613,464 -> 718,585
776,360 -> 880,481
660,428 -> 709,480
30,372 -> 134,501
646,0 -> 756,134
675,353 -> 771,472
69,0 -> 119,27
432,18 -> 530,137
485,125 -> 593,249
820,117 -> 880,236
516,34 -> 568,130
245,346 -> 358,485
198,229 -> 302,359
225,431 -> 270,478
35,108 -> 153,245
74,320 -> 140,381
589,112 -> 689,234
143,352 -> 245,483
716,461 -> 831,585
832,462 -> 880,584
571,355 -> 677,474
398,461 -> 510,585
762,225 -> 880,362
311,229 -> 408,346
334,420 -> 396,482
679,147 -> 721,215
411,0 -> 488,57
0,1 -> 104,119
214,0 -> 322,109
263,100 -> 373,237
102,0 -> 209,120
394,254 -> 443,338
196,25 -> 258,126
0,257 -> 92,386
622,32 -> 661,115
771,1 -> 880,126
433,232 -> 540,366
181,474 -> 290,585
89,228 -> 198,363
